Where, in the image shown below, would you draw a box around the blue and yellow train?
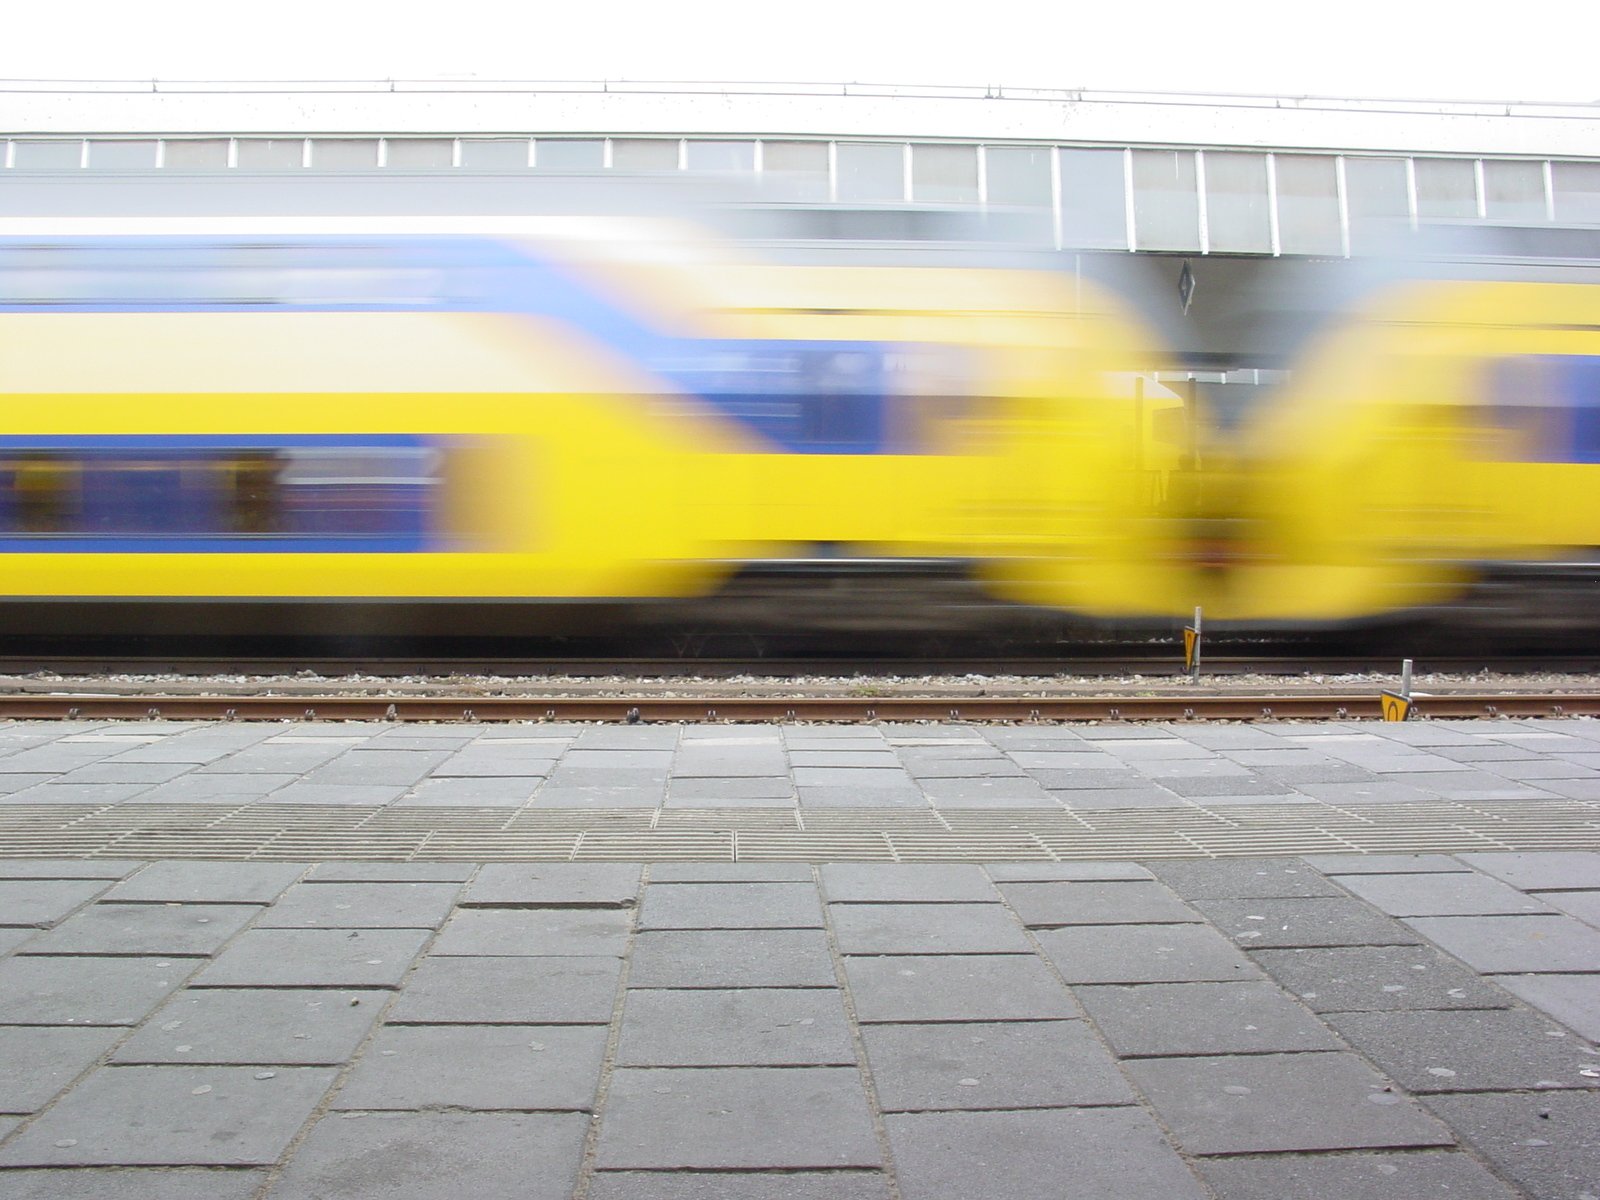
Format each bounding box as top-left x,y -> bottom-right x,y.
0,200 -> 1191,641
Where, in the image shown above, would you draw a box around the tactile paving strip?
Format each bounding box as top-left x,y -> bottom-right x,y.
1,799 -> 1598,860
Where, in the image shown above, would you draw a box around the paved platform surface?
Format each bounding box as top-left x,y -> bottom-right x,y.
0,718 -> 1598,1197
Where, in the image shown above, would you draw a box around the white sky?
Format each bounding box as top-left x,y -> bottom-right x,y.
3,0 -> 1596,104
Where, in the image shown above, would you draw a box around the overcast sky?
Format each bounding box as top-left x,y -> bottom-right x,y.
3,0 -> 1595,104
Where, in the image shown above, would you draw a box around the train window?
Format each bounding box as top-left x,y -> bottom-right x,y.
911,144 -> 978,204
611,139 -> 681,171
988,146 -> 1052,208
460,139 -> 530,168
1552,162 -> 1600,224
10,140 -> 82,169
761,141 -> 830,201
1483,160 -> 1547,222
1133,150 -> 1201,253
161,139 -> 230,168
236,139 -> 305,170
312,139 -> 379,169
1415,158 -> 1478,219
385,139 -> 453,169
87,140 -> 158,169
1058,148 -> 1128,251
535,139 -> 605,170
836,143 -> 905,203
1204,152 -> 1271,254
0,455 -> 80,534
1275,154 -> 1342,256
686,141 -> 755,173
1346,157 -> 1410,253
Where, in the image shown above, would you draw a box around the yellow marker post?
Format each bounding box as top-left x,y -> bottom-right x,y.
1183,607 -> 1202,678
1381,691 -> 1412,722
1381,659 -> 1415,722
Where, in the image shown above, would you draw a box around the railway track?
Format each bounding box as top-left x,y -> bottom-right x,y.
4,691 -> 1599,722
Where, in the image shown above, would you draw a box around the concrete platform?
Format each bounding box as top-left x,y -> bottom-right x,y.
0,717 -> 1598,1197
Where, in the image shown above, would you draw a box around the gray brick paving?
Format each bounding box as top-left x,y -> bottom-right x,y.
1076,981 -> 1342,1056
616,988 -> 855,1066
0,1169 -> 269,1199
885,1108 -> 1209,1200
1195,1151 -> 1521,1200
266,1111 -> 589,1200
193,927 -> 431,987
331,1023 -> 608,1111
842,954 -> 1081,1023
862,1019 -> 1133,1110
1124,1052 -> 1454,1154
1249,944 -> 1513,1012
0,1066 -> 338,1166
111,988 -> 386,1064
22,903 -> 261,957
5,720 -> 1600,1193
596,1067 -> 881,1169
0,880 -> 110,928
1423,1092 -> 1600,1200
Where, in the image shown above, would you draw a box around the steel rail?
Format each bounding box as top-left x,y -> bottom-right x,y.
6,692 -> 1600,722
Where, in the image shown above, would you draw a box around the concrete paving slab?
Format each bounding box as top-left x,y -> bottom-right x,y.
587,1171 -> 892,1200
666,778 -> 796,801
616,988 -> 855,1066
0,1065 -> 337,1166
1326,1007 -> 1600,1093
1197,897 -> 1422,948
305,862 -> 474,883
640,883 -> 823,929
828,903 -> 1031,955
56,763 -> 195,784
194,928 -> 430,988
916,778 -> 1058,805
266,1110 -> 589,1200
1,783 -> 157,804
104,861 -> 305,904
996,881 -> 1198,927
429,756 -> 555,778
862,1019 -> 1132,1110
885,1108 -> 1208,1200
256,882 -> 462,929
1302,853 -> 1470,875
575,728 -> 680,750
139,773 -> 301,800
789,751 -> 901,768
1543,890 -> 1600,928
1404,914 -> 1600,973
385,954 -> 620,1025
428,908 -> 631,957
264,783 -> 410,806
1160,776 -> 1298,798
22,903 -> 261,957
1124,1052 -> 1453,1154
792,767 -> 914,789
1023,768 -> 1145,789
0,1025 -> 123,1113
462,863 -> 641,907
983,861 -> 1153,881
1458,851 -> 1600,890
0,1169 -> 268,1199
820,863 -> 997,903
332,1023 -> 607,1111
0,880 -> 110,928
1150,858 -> 1342,899
0,955 -> 196,1025
0,860 -> 142,880
1036,924 -> 1262,984
596,1067 -> 880,1169
841,954 -> 1080,1023
394,778 -> 537,805
1423,1091 -> 1600,1200
112,988 -> 386,1065
648,863 -> 813,883
1250,945 -> 1513,1012
795,786 -> 930,808
627,929 -> 837,989
1076,981 -> 1341,1057
1333,870 -> 1556,916
531,785 -> 666,808
1498,973 -> 1600,1041
1052,787 -> 1190,809
1194,1150 -> 1520,1200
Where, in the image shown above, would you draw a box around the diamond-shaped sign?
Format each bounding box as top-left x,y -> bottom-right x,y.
1178,260 -> 1196,315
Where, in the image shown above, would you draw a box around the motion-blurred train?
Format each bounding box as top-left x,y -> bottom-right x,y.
0,173 -> 1190,646
1188,223 -> 1600,641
